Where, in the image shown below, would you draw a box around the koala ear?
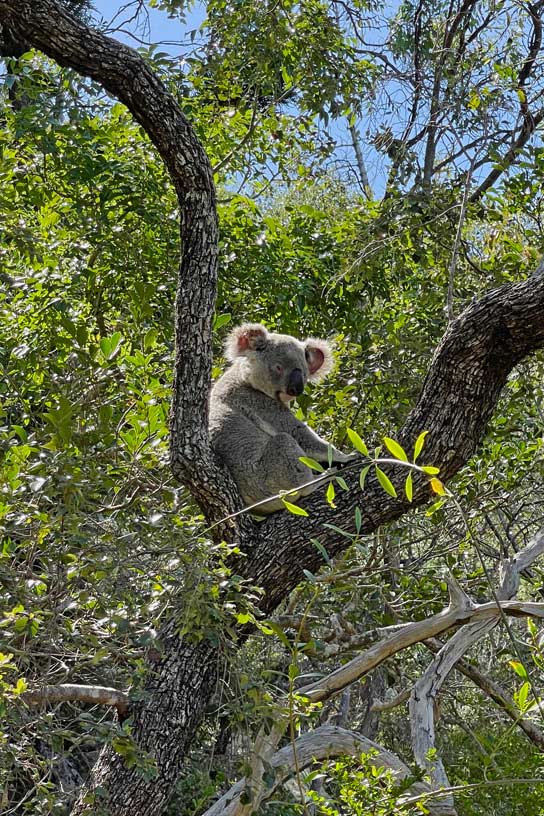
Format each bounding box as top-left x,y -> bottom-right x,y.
225,323 -> 269,361
304,338 -> 334,382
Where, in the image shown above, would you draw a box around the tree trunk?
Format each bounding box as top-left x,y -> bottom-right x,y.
71,624 -> 219,815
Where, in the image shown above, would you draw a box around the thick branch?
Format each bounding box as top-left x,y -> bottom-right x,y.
233,271 -> 544,612
22,684 -> 129,715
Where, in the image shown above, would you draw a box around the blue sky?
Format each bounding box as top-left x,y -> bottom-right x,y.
91,0 -> 205,55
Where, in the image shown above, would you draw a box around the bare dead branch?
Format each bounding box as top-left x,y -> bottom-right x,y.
22,684 -> 129,715
409,529 -> 544,809
204,725 -> 437,816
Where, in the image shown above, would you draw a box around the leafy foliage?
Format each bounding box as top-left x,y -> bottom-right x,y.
1,2 -> 544,814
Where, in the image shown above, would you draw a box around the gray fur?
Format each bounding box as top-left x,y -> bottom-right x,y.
209,323 -> 354,513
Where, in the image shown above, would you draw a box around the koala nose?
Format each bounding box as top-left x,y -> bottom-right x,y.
286,368 -> 304,397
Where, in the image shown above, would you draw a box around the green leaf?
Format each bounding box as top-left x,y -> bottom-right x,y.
326,481 -> 336,507
288,662 -> 300,680
144,328 -> 158,350
413,431 -> 428,462
299,456 -> 325,472
214,312 -> 232,330
310,538 -> 330,564
335,476 -> 349,491
323,523 -> 356,538
282,499 -> 308,516
422,465 -> 440,475
383,436 -> 408,461
359,465 -> 370,491
405,472 -> 413,502
517,681 -> 530,710
354,506 -> 362,533
509,660 -> 528,679
263,620 -> 291,647
375,466 -> 397,498
99,337 -> 111,358
346,428 -> 369,456
12,425 -> 27,442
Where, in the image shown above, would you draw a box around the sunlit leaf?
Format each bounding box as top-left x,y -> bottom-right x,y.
299,456 -> 325,472
375,467 -> 397,498
430,477 -> 446,495
359,465 -> 370,491
383,436 -> 408,462
405,472 -> 413,502
509,660 -> 528,679
413,430 -> 428,462
282,500 -> 309,516
346,429 -> 369,456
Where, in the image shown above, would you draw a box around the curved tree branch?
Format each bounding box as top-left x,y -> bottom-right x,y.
234,272 -> 544,612
204,724 -> 437,816
0,0 -> 242,529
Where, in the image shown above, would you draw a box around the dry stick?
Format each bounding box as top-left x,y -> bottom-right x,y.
409,528 -> 544,812
23,684 -> 129,716
217,534 -> 544,816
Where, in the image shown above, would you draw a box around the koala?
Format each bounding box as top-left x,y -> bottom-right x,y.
208,323 -> 354,514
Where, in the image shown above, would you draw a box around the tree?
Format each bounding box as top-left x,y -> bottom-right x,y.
1,1 -> 544,815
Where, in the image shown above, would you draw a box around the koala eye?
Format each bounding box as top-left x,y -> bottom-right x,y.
274,364 -> 283,375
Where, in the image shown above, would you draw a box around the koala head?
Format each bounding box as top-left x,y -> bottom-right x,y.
225,323 -> 334,403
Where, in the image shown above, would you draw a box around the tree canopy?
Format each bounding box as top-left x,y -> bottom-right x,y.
1,1 -> 544,815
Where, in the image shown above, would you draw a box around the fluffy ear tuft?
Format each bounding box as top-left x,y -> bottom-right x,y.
304,337 -> 334,382
225,323 -> 269,361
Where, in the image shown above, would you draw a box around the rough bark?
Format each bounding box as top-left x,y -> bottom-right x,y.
3,2 -> 544,815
